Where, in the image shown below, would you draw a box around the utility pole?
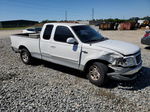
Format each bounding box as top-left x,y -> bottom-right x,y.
123,16 -> 125,20
92,8 -> 94,20
65,10 -> 67,21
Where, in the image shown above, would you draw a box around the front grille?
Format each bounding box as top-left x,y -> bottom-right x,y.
136,54 -> 141,64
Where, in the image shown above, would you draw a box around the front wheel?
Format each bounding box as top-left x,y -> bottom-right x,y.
20,48 -> 32,64
87,62 -> 108,87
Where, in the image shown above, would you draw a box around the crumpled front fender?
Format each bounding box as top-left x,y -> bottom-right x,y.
80,50 -> 122,70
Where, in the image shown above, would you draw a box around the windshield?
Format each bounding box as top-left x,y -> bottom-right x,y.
27,29 -> 35,31
35,28 -> 42,31
71,25 -> 104,43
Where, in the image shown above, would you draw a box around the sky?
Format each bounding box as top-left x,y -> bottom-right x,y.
0,0 -> 150,22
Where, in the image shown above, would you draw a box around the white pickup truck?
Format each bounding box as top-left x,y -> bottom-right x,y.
10,23 -> 142,86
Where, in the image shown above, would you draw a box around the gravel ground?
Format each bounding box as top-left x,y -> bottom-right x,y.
0,30 -> 150,112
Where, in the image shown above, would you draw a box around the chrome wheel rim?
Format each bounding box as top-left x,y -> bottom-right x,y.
89,65 -> 100,81
22,52 -> 28,62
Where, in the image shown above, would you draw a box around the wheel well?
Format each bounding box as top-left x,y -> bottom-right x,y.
84,59 -> 110,73
18,45 -> 31,53
19,45 -> 28,50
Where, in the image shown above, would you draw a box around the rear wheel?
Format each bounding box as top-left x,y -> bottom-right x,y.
20,48 -> 32,64
87,62 -> 108,86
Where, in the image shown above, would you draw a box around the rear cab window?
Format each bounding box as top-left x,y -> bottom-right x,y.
43,25 -> 54,40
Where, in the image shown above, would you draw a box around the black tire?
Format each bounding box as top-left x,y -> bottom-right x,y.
20,48 -> 32,64
87,62 -> 108,87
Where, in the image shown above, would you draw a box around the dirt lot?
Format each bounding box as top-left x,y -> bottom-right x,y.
0,30 -> 21,39
0,30 -> 150,111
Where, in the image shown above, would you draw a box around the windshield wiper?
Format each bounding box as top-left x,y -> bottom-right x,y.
84,38 -> 103,43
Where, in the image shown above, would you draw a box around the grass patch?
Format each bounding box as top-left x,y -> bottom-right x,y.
0,27 -> 29,30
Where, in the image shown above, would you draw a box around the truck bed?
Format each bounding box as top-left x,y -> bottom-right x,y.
10,33 -> 41,59
12,33 -> 40,39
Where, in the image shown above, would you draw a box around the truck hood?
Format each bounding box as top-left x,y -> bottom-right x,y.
92,40 -> 140,55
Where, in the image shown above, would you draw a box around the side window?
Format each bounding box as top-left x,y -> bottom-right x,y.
43,25 -> 53,40
54,26 -> 74,43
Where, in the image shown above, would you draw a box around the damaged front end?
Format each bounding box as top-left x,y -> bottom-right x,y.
102,51 -> 142,81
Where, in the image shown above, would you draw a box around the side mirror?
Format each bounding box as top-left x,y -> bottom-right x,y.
66,37 -> 77,44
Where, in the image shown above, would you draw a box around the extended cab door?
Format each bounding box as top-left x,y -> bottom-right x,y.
40,25 -> 54,62
50,25 -> 81,69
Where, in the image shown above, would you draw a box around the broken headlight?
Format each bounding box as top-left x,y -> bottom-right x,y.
115,57 -> 135,67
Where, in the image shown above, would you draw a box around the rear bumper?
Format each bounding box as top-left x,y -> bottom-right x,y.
107,62 -> 142,81
11,47 -> 20,53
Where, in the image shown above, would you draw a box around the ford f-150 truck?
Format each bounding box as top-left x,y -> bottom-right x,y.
10,23 -> 142,86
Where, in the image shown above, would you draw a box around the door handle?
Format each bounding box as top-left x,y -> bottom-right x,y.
82,51 -> 88,54
51,46 -> 56,48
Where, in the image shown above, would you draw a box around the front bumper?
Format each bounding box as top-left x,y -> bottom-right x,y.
107,62 -> 142,81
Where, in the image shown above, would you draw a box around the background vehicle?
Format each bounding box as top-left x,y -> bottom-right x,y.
141,30 -> 150,45
10,23 -> 142,86
22,27 -> 42,33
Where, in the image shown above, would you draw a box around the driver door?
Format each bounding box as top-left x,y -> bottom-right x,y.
50,26 -> 81,69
